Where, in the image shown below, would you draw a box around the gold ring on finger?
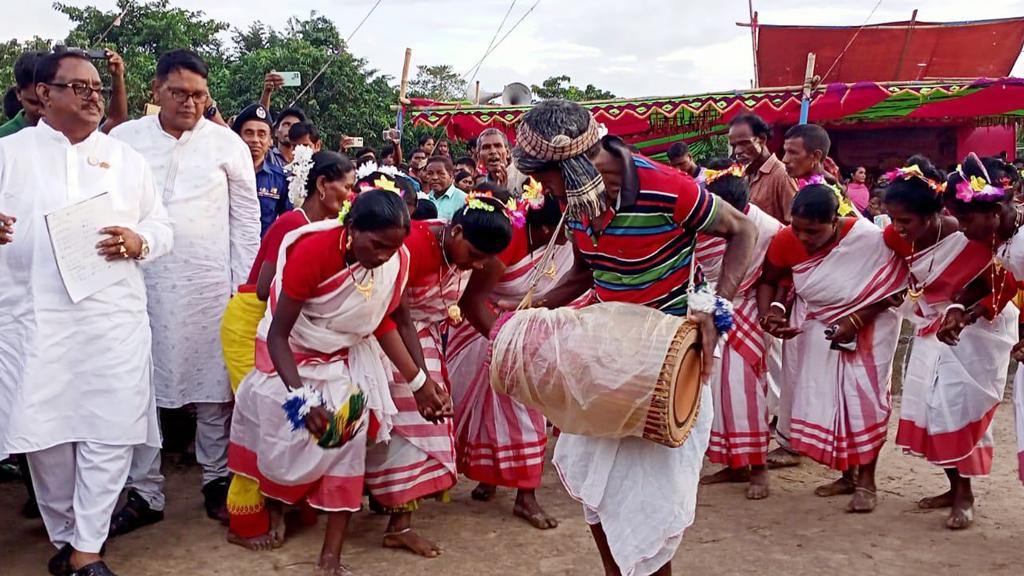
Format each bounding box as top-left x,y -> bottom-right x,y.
117,235 -> 124,245
119,245 -> 128,257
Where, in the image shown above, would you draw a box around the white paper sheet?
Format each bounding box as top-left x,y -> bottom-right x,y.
45,191 -> 129,303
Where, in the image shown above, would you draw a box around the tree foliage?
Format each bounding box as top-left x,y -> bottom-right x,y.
531,74 -> 616,102
408,64 -> 465,102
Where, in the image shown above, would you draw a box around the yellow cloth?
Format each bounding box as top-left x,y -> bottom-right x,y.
227,475 -> 264,515
220,291 -> 267,392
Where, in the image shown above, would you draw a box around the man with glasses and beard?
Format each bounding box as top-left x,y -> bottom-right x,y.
0,49 -> 173,576
108,49 -> 260,535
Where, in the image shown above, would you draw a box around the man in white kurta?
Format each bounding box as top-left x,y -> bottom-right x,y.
0,51 -> 172,575
109,50 -> 260,526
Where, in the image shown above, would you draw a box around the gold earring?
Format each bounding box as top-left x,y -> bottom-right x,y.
346,234 -> 353,250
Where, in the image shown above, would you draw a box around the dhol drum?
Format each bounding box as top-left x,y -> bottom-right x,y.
489,301 -> 703,447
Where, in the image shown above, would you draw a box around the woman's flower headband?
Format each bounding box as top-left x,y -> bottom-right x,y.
337,199 -> 352,223
464,192 -> 526,228
703,164 -> 745,185
355,161 -> 411,196
286,145 -> 315,206
954,165 -> 1004,203
883,164 -> 946,195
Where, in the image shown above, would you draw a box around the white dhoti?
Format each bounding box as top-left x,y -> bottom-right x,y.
554,392 -> 713,576
27,442 -> 133,553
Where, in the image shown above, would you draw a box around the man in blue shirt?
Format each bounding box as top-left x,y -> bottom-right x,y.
423,156 -> 467,220
233,104 -> 290,236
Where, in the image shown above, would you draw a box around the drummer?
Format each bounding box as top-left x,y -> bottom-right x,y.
513,100 -> 756,576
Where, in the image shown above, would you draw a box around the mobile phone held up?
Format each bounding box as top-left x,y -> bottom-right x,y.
381,128 -> 400,141
69,48 -> 108,60
278,71 -> 301,87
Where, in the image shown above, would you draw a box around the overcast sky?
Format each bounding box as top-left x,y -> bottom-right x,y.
7,0 -> 1024,97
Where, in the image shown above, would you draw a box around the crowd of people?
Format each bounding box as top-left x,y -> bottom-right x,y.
0,45 -> 1023,576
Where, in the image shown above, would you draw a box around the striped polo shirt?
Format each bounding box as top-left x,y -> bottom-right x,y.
568,155 -> 719,316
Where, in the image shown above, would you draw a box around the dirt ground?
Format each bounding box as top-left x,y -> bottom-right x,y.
4,398 -> 1022,576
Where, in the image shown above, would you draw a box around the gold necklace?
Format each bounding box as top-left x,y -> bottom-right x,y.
438,228 -> 464,324
907,217 -> 942,303
340,231 -> 374,300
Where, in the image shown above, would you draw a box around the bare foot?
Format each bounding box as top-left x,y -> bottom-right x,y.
471,483 -> 497,502
314,555 -> 355,576
269,502 -> 287,548
226,530 -> 276,551
766,447 -> 802,469
701,467 -> 750,485
946,494 -> 974,530
384,528 -> 442,558
846,487 -> 877,513
814,476 -> 857,497
746,468 -> 770,500
918,491 -> 954,509
513,490 -> 558,530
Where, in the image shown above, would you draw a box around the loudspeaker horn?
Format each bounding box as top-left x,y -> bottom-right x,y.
501,82 -> 532,105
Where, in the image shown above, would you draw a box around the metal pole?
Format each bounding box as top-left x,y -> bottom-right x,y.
799,52 -> 816,124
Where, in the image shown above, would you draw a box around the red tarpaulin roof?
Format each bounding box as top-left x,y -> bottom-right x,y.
755,17 -> 1024,86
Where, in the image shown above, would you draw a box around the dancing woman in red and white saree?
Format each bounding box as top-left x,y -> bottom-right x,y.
228,190 -> 434,575
696,162 -> 783,499
223,149 -> 356,550
758,183 -> 907,513
447,188 -> 570,529
937,154 -> 1023,527
365,188 -> 514,558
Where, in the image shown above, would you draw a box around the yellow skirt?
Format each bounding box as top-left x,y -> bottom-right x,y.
222,289 -> 269,538
220,290 -> 267,393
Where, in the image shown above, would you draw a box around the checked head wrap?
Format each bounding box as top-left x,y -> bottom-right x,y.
513,100 -> 606,221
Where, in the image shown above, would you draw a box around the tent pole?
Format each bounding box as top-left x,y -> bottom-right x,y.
799,52 -> 816,124
749,2 -> 759,88
894,9 -> 919,79
398,48 -> 413,106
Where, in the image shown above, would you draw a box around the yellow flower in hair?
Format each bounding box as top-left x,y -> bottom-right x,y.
337,199 -> 352,223
522,177 -> 545,209
969,175 -> 990,193
703,164 -> 745,185
373,176 -> 399,194
466,197 -> 495,212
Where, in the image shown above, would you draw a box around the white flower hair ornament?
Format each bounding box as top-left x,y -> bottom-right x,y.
287,145 -> 316,206
355,160 -> 407,182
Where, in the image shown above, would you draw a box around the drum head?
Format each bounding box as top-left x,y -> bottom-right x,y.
667,322 -> 703,445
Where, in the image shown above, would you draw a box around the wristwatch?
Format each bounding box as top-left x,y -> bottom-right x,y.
136,237 -> 150,261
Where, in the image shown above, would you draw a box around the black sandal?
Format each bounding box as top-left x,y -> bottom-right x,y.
71,561 -> 117,576
109,489 -> 163,537
48,544 -> 73,576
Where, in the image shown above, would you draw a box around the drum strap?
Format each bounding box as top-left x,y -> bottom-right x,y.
516,208 -> 571,310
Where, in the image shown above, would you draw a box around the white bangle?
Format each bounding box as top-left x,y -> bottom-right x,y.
769,302 -> 786,314
945,304 -> 966,314
408,370 -> 427,393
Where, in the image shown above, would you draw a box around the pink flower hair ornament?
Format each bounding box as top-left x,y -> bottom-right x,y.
464,192 -> 525,229
953,166 -> 1004,203
882,165 -> 946,196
